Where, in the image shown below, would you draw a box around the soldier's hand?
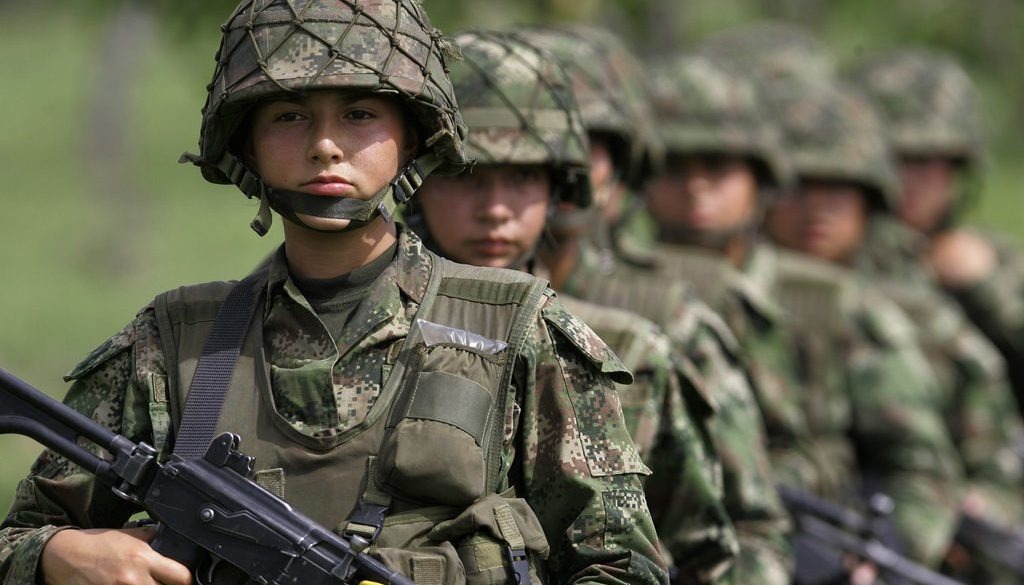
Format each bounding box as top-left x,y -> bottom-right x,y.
40,526 -> 192,585
928,230 -> 997,289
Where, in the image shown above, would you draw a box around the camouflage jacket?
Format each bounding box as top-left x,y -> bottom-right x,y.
748,243 -> 969,564
859,221 -> 1024,531
562,241 -> 793,585
0,228 -> 667,585
559,295 -> 739,584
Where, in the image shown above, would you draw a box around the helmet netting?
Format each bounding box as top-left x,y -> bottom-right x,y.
451,30 -> 591,206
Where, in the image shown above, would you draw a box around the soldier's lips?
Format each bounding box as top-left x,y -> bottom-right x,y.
470,239 -> 515,256
300,176 -> 356,196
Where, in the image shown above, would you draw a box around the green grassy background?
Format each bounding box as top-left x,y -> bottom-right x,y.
2,2 -> 1023,516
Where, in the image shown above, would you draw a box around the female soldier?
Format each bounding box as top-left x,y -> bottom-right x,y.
0,2 -> 665,585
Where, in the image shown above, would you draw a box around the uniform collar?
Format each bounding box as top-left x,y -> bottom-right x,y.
261,223 -> 433,317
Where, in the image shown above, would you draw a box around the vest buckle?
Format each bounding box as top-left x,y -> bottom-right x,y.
505,546 -> 532,585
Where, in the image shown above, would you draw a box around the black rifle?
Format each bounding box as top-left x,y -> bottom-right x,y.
953,512 -> 1024,576
778,484 -> 964,585
0,368 -> 413,585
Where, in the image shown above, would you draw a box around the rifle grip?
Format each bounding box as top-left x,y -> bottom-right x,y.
150,523 -> 205,571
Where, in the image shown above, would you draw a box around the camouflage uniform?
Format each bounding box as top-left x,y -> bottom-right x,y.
850,50 -> 1024,520
560,297 -> 739,584
0,4 -> 667,585
409,30 -> 737,583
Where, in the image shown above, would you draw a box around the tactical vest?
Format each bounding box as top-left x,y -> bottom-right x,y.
150,254 -> 556,585
751,247 -> 859,500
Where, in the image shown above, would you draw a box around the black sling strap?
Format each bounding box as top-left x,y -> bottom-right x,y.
173,274 -> 261,460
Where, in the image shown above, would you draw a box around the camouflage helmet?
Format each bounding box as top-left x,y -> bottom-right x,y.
777,81 -> 900,211
649,53 -> 791,191
181,0 -> 469,234
447,29 -> 591,207
512,25 -> 663,188
849,49 -> 985,168
698,21 -> 836,103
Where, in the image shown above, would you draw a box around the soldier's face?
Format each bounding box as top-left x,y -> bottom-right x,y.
645,153 -> 758,238
248,90 -> 414,232
767,179 -> 868,265
417,165 -> 551,269
898,156 -> 958,233
589,134 -> 628,225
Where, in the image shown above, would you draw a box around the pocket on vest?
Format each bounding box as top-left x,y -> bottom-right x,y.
374,543 -> 467,585
379,344 -> 505,506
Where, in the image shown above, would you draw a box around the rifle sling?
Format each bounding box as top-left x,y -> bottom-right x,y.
173,274 -> 261,460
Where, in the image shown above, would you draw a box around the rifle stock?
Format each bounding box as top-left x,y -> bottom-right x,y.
0,368 -> 413,585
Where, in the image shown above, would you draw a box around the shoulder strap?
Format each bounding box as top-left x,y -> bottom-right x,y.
172,273 -> 262,460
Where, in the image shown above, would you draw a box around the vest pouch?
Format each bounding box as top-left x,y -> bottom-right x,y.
379,342 -> 506,507
429,492 -> 550,585
372,506 -> 468,585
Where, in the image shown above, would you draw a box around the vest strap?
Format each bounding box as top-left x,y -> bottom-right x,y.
342,456 -> 393,545
495,503 -> 532,585
173,273 -> 261,460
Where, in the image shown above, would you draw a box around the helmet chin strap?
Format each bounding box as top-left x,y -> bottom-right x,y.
191,151 -> 442,236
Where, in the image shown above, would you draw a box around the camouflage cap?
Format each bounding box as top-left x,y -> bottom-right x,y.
848,49 -> 985,168
512,25 -> 663,187
777,80 -> 900,210
181,0 -> 470,233
649,53 -> 791,190
449,29 -> 592,207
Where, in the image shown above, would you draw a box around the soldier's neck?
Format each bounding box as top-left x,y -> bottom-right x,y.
536,237 -> 579,292
283,218 -> 398,280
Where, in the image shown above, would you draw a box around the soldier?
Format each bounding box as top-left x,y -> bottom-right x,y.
851,49 -> 1024,415
645,51 -> 972,573
407,29 -> 794,584
760,77 -> 1000,568
0,3 -> 668,585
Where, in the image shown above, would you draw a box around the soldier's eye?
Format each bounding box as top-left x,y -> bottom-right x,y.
346,109 -> 375,121
275,111 -> 307,122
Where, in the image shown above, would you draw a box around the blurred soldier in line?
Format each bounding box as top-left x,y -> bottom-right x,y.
406,28 -> 795,584
841,51 -> 1024,582
851,50 -> 1024,418
641,42 -> 968,575
514,25 -> 794,584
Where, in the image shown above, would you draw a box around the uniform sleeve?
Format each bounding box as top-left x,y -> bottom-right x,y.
0,308 -> 164,584
621,333 -> 739,584
683,322 -> 794,585
847,305 -> 966,566
516,298 -> 668,585
944,326 -> 1024,527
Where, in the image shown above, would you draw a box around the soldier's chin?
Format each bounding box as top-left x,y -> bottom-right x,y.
294,213 -> 354,233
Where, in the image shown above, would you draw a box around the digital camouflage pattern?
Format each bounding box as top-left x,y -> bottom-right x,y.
561,246 -> 794,585
188,0 -> 469,188
746,244 -> 970,565
648,54 -> 789,190
0,228 -> 667,585
849,49 -> 985,170
444,30 -> 591,206
774,80 -> 900,211
559,296 -> 740,583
